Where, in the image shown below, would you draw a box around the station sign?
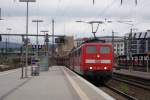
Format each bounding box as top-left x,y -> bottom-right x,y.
32,45 -> 42,49
31,57 -> 39,64
31,60 -> 36,64
23,38 -> 30,45
32,45 -> 36,49
45,34 -> 49,42
55,37 -> 65,43
38,45 -> 42,49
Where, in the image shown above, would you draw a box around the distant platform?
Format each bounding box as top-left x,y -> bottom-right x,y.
113,69 -> 150,80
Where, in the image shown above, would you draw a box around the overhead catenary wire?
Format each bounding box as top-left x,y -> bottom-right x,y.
141,0 -> 150,7
117,0 -> 150,33
101,0 -> 140,35
97,0 -> 116,18
51,0 -> 73,35
119,0 -> 139,33
89,0 -> 117,36
95,0 -> 139,23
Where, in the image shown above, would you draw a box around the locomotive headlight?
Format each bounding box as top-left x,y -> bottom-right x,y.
97,54 -> 100,58
104,67 -> 107,70
89,67 -> 93,70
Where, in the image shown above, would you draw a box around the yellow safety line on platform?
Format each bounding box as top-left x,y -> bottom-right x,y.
61,67 -> 90,100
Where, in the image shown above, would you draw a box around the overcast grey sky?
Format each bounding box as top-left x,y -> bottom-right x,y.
0,0 -> 150,42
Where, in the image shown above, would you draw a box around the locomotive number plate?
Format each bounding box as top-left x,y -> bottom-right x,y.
95,60 -> 100,63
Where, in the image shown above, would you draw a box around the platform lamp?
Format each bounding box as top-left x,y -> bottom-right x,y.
121,0 -> 137,5
0,8 -> 3,20
0,8 -> 4,21
0,6 -> 2,46
32,20 -> 43,57
19,0 -> 36,78
0,8 -> 4,42
6,28 -> 12,54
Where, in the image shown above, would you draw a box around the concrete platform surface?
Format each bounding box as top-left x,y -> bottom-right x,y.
0,66 -> 115,100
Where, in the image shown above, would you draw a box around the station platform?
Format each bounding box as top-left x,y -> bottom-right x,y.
113,69 -> 150,80
1,66 -> 115,100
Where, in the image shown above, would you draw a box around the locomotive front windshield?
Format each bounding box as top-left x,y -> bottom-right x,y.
86,46 -> 97,54
86,45 -> 110,54
100,46 -> 110,54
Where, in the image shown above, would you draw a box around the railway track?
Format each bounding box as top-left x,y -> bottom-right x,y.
100,73 -> 150,100
86,78 -> 137,99
103,84 -> 138,100
97,72 -> 150,100
113,73 -> 150,91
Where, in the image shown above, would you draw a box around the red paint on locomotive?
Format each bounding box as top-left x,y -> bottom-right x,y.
68,42 -> 113,83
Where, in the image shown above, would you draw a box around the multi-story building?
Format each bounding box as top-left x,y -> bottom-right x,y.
124,30 -> 150,55
100,36 -> 125,56
113,39 -> 124,56
74,36 -> 125,56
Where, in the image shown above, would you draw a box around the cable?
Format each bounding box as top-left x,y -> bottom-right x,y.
87,0 -> 116,35
140,0 -> 150,8
97,0 -> 116,18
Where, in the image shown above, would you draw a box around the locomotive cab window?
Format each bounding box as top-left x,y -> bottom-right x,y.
78,48 -> 81,55
100,46 -> 110,54
86,46 -> 97,53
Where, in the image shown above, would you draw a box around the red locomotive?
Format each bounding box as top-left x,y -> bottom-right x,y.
68,40 -> 113,83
